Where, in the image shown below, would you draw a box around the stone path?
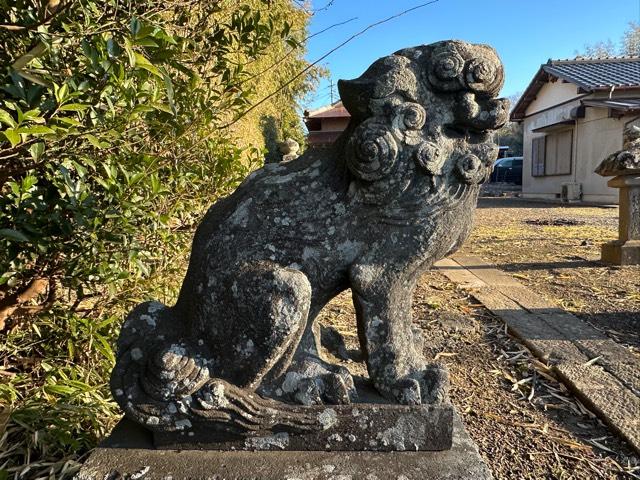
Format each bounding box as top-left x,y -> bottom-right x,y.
434,254 -> 640,455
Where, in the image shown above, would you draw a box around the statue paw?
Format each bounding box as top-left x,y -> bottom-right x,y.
384,363 -> 449,405
141,343 -> 210,401
279,365 -> 357,406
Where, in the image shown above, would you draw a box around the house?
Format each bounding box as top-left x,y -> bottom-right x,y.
511,56 -> 640,203
303,101 -> 350,146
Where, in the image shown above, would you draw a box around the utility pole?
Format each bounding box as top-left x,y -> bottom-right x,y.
330,79 -> 334,104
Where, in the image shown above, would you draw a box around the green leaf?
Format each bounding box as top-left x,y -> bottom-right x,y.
131,104 -> 154,114
0,229 -> 29,243
29,142 -> 45,160
16,125 -> 55,135
134,53 -> 162,77
106,37 -> 122,58
163,72 -> 176,113
84,133 -> 102,148
59,103 -> 90,112
134,37 -> 159,47
83,133 -> 109,149
58,117 -> 82,126
130,16 -> 141,36
123,38 -> 136,67
0,271 -> 16,286
3,128 -> 20,147
22,175 -> 37,190
0,109 -> 17,127
55,83 -> 69,103
44,384 -> 76,396
151,103 -> 173,114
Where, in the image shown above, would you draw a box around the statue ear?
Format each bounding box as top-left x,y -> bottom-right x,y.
338,78 -> 374,121
346,119 -> 399,181
338,54 -> 415,120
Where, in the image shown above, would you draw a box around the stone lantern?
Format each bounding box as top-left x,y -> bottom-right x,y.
595,125 -> 640,265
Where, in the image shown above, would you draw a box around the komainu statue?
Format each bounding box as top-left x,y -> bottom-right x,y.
111,40 -> 508,448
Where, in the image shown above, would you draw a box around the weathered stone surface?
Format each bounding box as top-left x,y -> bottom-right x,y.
77,413 -> 492,480
110,40 -> 508,443
596,126 -> 640,265
595,125 -> 640,177
279,138 -> 300,162
155,401 -> 453,451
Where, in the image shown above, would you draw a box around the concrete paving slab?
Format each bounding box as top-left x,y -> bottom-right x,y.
436,255 -> 640,455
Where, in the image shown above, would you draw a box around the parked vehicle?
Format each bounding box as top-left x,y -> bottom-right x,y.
490,156 -> 523,184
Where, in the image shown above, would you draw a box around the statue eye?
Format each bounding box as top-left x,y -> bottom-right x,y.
428,48 -> 465,92
465,58 -> 503,95
433,51 -> 464,80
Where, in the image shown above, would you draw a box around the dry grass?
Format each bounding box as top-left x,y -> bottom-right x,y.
465,198 -> 640,351
316,197 -> 640,478
317,272 -> 640,479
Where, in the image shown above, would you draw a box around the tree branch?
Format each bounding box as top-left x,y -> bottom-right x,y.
0,278 -> 50,331
0,0 -> 74,32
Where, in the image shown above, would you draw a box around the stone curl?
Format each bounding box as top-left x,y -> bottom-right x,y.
346,120 -> 399,181
428,46 -> 465,91
415,141 -> 445,175
394,102 -> 427,131
455,154 -> 486,184
465,57 -> 503,96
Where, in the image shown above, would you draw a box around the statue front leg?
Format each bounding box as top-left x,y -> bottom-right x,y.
350,263 -> 449,405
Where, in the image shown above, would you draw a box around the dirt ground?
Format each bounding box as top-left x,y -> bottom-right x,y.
464,197 -> 640,351
317,197 -> 640,479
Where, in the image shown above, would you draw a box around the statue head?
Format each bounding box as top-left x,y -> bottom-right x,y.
337,40 -> 508,195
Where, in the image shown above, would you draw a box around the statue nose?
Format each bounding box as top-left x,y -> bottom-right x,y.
455,94 -> 509,131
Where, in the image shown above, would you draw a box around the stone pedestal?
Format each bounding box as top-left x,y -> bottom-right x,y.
154,401 -> 454,452
77,412 -> 492,480
601,175 -> 640,265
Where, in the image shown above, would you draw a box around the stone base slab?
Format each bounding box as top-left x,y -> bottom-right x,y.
601,240 -> 640,265
77,413 -> 492,480
154,402 -> 453,452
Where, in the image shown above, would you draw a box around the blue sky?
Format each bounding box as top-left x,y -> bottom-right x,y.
304,0 -> 638,109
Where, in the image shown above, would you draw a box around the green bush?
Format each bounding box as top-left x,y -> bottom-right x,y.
0,1 -> 319,477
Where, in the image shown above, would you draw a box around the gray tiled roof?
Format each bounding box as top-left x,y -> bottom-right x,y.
543,57 -> 640,90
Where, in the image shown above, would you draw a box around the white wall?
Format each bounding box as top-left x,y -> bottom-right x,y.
521,82 -> 582,199
521,82 -> 634,203
574,108 -> 625,203
526,81 -> 580,115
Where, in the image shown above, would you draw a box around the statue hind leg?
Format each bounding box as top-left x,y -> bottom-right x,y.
110,261 -> 312,429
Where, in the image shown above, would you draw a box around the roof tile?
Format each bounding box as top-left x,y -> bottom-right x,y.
543,57 -> 640,90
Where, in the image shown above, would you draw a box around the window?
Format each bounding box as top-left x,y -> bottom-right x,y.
532,137 -> 545,177
531,130 -> 573,177
545,129 -> 573,176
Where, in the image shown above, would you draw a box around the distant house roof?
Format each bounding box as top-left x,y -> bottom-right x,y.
303,101 -> 351,145
511,56 -> 640,121
304,101 -> 350,121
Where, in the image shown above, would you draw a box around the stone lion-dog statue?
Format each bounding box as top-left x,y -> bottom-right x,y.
111,39 -> 508,437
